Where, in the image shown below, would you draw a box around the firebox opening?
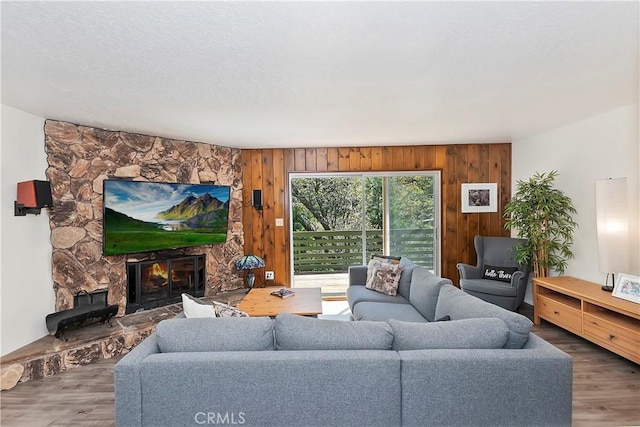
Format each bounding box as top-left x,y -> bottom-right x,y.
126,255 -> 205,313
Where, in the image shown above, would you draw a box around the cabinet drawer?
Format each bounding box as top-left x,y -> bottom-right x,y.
583,313 -> 640,363
537,295 -> 582,334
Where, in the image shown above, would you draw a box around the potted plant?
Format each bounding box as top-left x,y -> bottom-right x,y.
504,171 -> 578,277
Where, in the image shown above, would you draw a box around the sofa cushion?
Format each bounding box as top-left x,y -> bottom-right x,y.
388,318 -> 509,350
435,284 -> 533,349
366,260 -> 404,296
397,258 -> 418,299
408,268 -> 452,322
275,312 -> 393,350
347,286 -> 410,311
352,301 -> 428,323
156,317 -> 274,353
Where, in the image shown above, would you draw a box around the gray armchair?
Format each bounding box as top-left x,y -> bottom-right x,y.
457,235 -> 530,311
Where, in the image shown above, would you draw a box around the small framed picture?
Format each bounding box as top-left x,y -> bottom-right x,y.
461,183 -> 498,213
612,273 -> 640,304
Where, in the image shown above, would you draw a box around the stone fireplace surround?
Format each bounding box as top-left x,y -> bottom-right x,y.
44,120 -> 246,316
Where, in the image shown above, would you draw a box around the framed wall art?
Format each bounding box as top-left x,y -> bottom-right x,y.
461,183 -> 498,213
612,273 -> 640,304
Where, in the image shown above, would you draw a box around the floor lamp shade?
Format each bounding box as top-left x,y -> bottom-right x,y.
595,178 -> 629,274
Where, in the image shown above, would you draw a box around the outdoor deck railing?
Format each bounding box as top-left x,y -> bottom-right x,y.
293,229 -> 434,273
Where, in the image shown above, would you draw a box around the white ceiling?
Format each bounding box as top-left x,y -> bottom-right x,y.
2,1 -> 638,149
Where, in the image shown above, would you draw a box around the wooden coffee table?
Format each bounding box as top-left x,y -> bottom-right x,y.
237,287 -> 322,317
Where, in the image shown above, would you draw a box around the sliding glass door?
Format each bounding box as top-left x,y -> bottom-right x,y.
387,175 -> 438,270
290,172 -> 440,293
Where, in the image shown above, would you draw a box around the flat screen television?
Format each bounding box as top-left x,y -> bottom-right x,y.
102,180 -> 231,256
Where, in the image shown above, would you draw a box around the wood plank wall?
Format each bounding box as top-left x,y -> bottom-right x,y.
241,143 -> 511,288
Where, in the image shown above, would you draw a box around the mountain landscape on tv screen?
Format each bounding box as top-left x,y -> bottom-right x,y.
158,193 -> 229,227
103,190 -> 230,255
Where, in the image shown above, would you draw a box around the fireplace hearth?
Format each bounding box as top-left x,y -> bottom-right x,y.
126,255 -> 205,313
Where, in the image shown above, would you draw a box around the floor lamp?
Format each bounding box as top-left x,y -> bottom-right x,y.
595,177 -> 629,292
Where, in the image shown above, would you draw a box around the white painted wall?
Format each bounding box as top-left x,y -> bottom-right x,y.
512,105 -> 640,304
1,104 -> 54,356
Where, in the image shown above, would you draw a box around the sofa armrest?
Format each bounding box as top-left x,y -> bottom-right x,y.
114,333 -> 161,427
348,265 -> 368,286
399,334 -> 572,426
456,262 -> 482,279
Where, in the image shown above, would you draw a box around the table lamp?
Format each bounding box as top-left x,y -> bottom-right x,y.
234,255 -> 265,292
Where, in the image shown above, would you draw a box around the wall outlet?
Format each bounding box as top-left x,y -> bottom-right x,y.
265,271 -> 275,280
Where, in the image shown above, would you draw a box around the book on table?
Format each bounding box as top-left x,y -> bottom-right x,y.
270,288 -> 295,299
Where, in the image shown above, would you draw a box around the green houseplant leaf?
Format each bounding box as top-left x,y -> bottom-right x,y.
503,171 -> 578,277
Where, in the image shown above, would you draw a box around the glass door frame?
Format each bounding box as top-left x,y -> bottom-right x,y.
288,171 -> 441,286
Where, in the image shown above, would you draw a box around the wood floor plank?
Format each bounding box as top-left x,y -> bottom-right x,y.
1,320 -> 638,426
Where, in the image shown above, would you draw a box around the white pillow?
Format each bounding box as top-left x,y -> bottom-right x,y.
181,293 -> 216,318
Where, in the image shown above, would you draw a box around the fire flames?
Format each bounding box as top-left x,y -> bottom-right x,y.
143,262 -> 183,289
144,263 -> 169,289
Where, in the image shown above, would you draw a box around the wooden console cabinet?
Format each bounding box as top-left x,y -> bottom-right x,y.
533,276 -> 640,364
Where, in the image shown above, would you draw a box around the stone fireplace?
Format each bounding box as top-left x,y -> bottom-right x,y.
44,120 -> 246,316
126,255 -> 205,313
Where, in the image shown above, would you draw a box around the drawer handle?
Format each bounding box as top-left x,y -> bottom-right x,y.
553,310 -> 559,315
609,334 -> 616,341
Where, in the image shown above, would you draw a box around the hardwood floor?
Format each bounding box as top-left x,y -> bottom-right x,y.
1,321 -> 638,426
532,321 -> 640,427
0,354 -> 119,427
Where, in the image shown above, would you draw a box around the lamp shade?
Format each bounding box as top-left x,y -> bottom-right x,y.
234,255 -> 265,271
595,178 -> 629,274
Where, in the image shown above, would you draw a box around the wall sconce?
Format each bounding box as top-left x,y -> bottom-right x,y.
252,189 -> 263,211
15,180 -> 53,216
595,177 -> 629,291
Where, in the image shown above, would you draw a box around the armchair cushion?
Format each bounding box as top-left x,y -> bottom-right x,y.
461,279 -> 519,297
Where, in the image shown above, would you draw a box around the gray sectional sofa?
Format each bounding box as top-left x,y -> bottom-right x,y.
115,306 -> 573,426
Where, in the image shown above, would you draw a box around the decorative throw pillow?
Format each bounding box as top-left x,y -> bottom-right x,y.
482,265 -> 519,283
213,301 -> 249,318
365,260 -> 404,296
181,293 -> 216,318
371,254 -> 402,264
